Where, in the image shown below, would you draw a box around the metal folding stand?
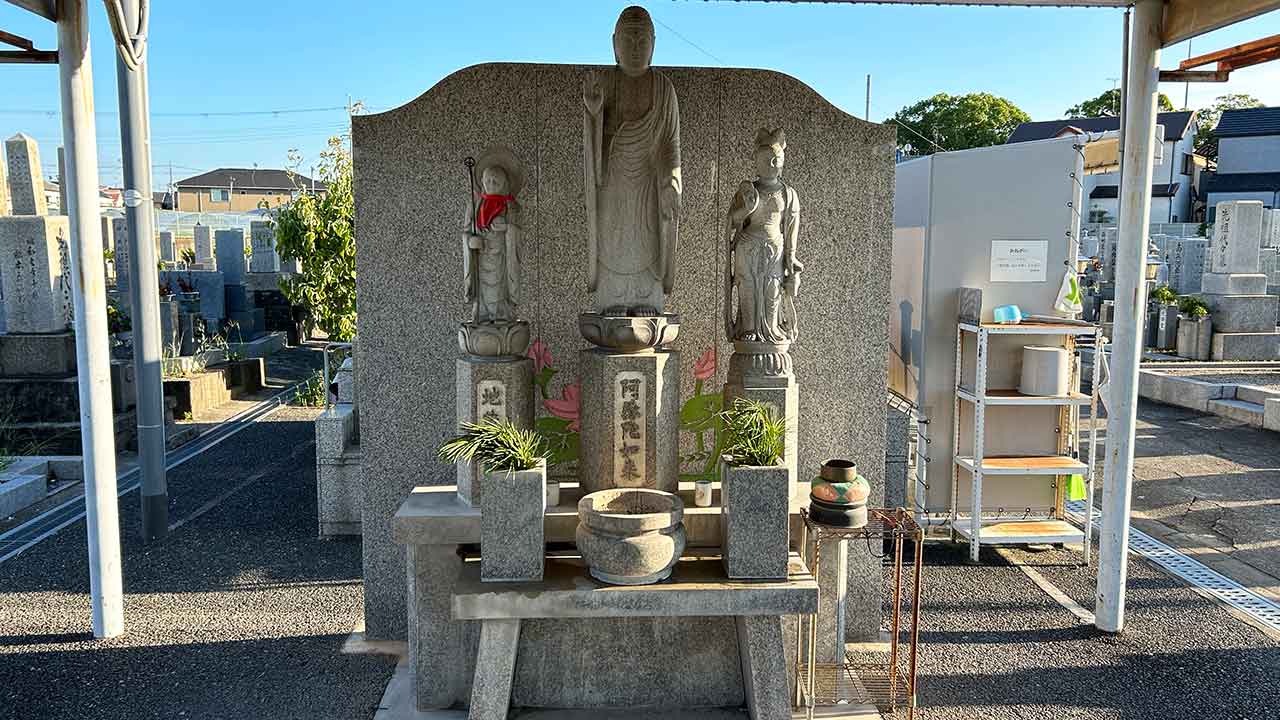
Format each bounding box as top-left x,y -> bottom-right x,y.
796,507 -> 923,719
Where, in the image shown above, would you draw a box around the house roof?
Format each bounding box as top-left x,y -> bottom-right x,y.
1201,171 -> 1280,195
1213,107 -> 1280,139
175,168 -> 326,191
1007,111 -> 1196,144
1090,183 -> 1180,200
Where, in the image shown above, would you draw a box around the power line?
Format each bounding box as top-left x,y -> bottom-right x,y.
651,14 -> 726,66
0,105 -> 348,118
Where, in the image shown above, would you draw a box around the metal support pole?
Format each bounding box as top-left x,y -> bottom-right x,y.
58,0 -> 124,638
1096,0 -> 1162,634
115,0 -> 167,540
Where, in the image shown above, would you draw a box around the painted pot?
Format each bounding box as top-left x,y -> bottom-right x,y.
576,488 -> 686,585
809,459 -> 870,528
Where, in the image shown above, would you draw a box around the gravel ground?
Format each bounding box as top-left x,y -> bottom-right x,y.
1160,370 -> 1280,389
0,406 -> 394,720
914,541 -> 1280,720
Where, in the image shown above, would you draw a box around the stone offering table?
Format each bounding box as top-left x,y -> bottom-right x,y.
393,483 -> 838,717
454,554 -> 815,720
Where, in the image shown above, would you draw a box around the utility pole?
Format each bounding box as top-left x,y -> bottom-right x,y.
59,0 -> 124,638
114,0 -> 167,541
865,74 -> 871,120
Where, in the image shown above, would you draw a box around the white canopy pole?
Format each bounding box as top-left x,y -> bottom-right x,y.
1095,0 -> 1162,634
58,0 -> 125,638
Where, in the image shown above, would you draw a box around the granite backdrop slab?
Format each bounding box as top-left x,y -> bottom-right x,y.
353,62 -> 895,641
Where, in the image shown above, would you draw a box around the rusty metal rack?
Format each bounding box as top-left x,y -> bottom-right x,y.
795,507 -> 923,720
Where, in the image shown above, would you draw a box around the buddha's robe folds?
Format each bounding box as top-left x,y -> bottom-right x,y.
584,70 -> 681,314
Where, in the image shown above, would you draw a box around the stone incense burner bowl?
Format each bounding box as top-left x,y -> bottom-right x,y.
576,488 -> 686,585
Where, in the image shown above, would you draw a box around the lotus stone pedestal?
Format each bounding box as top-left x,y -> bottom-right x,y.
455,356 -> 535,506
578,348 -> 681,494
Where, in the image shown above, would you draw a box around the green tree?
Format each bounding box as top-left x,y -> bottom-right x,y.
1193,93 -> 1264,164
1064,88 -> 1174,118
888,93 -> 1031,156
270,136 -> 356,341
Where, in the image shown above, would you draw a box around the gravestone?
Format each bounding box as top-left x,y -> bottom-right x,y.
1261,208 -> 1277,249
194,224 -> 214,267
159,231 -> 176,263
0,215 -> 73,333
5,133 -> 46,216
214,229 -> 247,285
249,221 -> 279,273
159,269 -> 226,326
111,217 -> 130,295
0,142 -> 9,215
1162,237 -> 1208,294
57,147 -> 67,216
1203,201 -> 1280,360
353,63 -> 894,645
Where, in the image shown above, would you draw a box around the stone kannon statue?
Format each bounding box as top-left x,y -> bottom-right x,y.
580,6 -> 682,351
458,147 -> 530,357
725,127 -> 803,354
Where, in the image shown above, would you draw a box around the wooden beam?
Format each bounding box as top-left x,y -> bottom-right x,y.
0,29 -> 36,50
1179,33 -> 1280,69
2,0 -> 56,22
1219,44 -> 1280,71
1159,69 -> 1231,82
1163,0 -> 1280,47
0,49 -> 58,64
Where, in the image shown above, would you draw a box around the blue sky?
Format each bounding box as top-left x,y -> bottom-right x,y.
2,1 -> 1278,187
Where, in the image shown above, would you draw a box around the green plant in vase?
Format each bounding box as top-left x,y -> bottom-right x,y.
718,397 -> 791,579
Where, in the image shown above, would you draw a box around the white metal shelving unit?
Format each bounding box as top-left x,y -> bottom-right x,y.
951,320 -> 1103,563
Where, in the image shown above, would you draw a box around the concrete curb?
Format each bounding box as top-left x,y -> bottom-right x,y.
1136,369 -> 1280,430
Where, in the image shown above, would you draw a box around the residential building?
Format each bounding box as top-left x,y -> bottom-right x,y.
1201,106 -> 1280,218
1007,110 -> 1201,224
175,168 -> 325,212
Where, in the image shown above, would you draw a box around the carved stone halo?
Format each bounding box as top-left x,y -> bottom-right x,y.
459,320 -> 531,358
471,146 -> 524,197
579,312 -> 680,352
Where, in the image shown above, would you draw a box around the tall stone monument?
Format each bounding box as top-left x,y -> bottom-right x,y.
0,141 -> 10,216
723,127 -> 802,492
112,217 -> 131,295
159,230 -> 176,263
249,221 -> 279,273
194,223 -> 214,267
454,147 -> 534,505
215,228 -> 247,284
5,133 -> 47,216
578,6 -> 683,494
0,217 -> 73,333
1203,200 -> 1280,360
1162,237 -> 1208,294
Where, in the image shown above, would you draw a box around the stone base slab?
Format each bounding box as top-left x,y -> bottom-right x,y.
1202,293 -> 1278,334
1211,332 -> 1280,361
1200,273 -> 1268,295
0,332 -> 76,377
0,470 -> 46,517
578,348 -> 680,494
455,356 -> 534,506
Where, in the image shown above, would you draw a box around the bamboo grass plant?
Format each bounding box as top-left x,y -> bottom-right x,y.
438,417 -> 548,474
719,398 -> 786,467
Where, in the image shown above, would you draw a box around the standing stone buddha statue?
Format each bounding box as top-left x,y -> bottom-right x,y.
583,5 -> 682,317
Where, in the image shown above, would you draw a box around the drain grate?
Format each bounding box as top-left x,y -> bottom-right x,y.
1066,501 -> 1280,633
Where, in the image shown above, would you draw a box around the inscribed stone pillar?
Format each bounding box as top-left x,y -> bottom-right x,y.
0,143 -> 10,215
159,231 -> 176,263
194,224 -> 214,267
5,133 -> 47,216
454,357 -> 535,506
0,215 -> 73,333
249,221 -> 279,273
112,217 -> 131,295
1210,200 -> 1264,274
578,349 -> 680,494
215,228 -> 247,284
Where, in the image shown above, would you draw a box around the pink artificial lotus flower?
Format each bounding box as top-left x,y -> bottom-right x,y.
544,383 -> 581,432
693,348 -> 717,382
527,339 -> 552,374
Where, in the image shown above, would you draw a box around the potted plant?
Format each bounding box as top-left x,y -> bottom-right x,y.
438,418 -> 549,582
1176,295 -> 1212,361
718,398 -> 791,580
